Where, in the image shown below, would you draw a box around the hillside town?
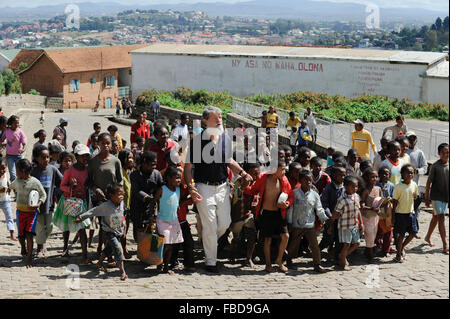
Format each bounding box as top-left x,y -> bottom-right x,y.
0,10 -> 448,53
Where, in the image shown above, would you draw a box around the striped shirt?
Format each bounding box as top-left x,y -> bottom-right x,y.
335,193 -> 360,230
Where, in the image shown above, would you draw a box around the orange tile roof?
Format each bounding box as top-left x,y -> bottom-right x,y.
16,45 -> 147,74
44,44 -> 146,73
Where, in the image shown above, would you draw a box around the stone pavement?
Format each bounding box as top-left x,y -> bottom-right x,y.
0,200 -> 448,299
0,109 -> 447,299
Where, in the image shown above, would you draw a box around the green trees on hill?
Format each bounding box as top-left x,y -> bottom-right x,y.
394,16 -> 449,51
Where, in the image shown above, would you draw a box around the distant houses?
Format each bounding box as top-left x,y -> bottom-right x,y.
8,44 -> 146,108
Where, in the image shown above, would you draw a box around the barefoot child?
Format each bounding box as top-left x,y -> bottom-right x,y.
76,183 -> 128,280
9,159 -> 46,268
392,164 -> 419,263
228,162 -> 260,268
375,167 -> 395,257
424,143 -> 449,254
245,161 -> 293,273
286,170 -> 329,273
31,145 -> 63,258
360,168 -> 382,263
331,175 -> 364,270
155,166 -> 185,274
0,158 -> 17,241
53,144 -> 92,264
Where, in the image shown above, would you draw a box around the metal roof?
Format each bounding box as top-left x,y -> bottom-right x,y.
0,49 -> 21,62
131,44 -> 447,65
426,61 -> 449,78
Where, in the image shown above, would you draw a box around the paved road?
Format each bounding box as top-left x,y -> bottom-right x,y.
0,109 -> 447,299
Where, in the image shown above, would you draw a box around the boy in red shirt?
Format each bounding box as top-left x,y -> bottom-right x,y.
244,161 -> 293,273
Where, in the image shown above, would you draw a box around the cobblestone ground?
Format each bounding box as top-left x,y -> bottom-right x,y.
0,109 -> 447,299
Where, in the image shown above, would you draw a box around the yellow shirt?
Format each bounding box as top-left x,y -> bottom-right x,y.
286,117 -> 301,130
351,129 -> 377,159
266,113 -> 279,128
393,181 -> 418,214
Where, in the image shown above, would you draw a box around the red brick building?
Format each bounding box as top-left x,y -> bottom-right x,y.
10,45 -> 146,109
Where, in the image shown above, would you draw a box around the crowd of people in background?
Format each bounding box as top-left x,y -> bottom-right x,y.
0,102 -> 448,282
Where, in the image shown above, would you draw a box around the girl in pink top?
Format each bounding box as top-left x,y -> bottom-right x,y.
0,115 -> 26,182
53,145 -> 92,264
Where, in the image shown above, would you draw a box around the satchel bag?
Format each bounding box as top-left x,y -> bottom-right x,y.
137,223 -> 165,266
63,189 -> 85,218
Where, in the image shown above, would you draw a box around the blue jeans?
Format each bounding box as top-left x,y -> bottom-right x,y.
6,154 -> 22,183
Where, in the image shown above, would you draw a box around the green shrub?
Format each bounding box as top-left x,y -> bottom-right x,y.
137,87 -> 449,122
27,89 -> 40,95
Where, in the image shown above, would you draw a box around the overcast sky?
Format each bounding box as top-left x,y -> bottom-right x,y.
0,0 -> 448,12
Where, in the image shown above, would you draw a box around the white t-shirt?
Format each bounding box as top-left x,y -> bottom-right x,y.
0,175 -> 10,202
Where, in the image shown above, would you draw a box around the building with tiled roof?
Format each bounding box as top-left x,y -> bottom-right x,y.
9,44 -> 146,108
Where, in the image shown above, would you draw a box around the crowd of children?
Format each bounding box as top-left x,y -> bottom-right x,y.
0,110 -> 448,281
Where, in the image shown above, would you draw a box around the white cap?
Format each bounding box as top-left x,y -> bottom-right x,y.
74,144 -> 90,155
406,131 -> 417,137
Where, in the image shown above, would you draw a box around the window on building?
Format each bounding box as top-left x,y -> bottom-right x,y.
90,77 -> 96,84
105,76 -> 115,87
70,79 -> 80,92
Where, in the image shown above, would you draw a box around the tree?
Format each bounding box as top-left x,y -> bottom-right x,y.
435,17 -> 443,31
0,70 -> 22,95
443,16 -> 449,30
425,30 -> 438,51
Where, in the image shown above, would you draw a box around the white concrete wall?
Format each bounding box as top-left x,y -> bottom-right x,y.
0,55 -> 9,71
423,77 -> 449,106
131,53 -> 437,104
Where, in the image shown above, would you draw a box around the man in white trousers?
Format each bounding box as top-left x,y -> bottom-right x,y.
184,106 -> 253,273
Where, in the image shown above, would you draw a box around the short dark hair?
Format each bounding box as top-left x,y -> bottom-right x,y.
438,143 -> 449,154
310,156 -> 322,167
48,144 -> 62,155
98,132 -> 111,142
141,151 -> 157,164
33,145 -> 49,160
118,149 -> 132,167
298,169 -> 312,180
331,166 -> 346,177
7,115 -> 19,127
344,175 -> 359,186
106,183 -> 123,198
360,159 -> 372,172
387,140 -> 401,151
58,151 -> 75,164
288,161 -> 302,172
347,148 -> 358,157
107,125 -> 118,133
16,158 -> 32,175
243,162 -> 261,171
93,122 -> 101,129
401,163 -> 415,175
72,140 -> 80,149
333,157 -> 347,166
165,165 -> 181,180
362,167 -> 377,181
396,115 -> 405,121
278,160 -> 287,168
332,151 -> 345,161
181,113 -> 189,121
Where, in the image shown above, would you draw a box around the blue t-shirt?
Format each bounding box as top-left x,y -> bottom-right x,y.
158,185 -> 180,222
